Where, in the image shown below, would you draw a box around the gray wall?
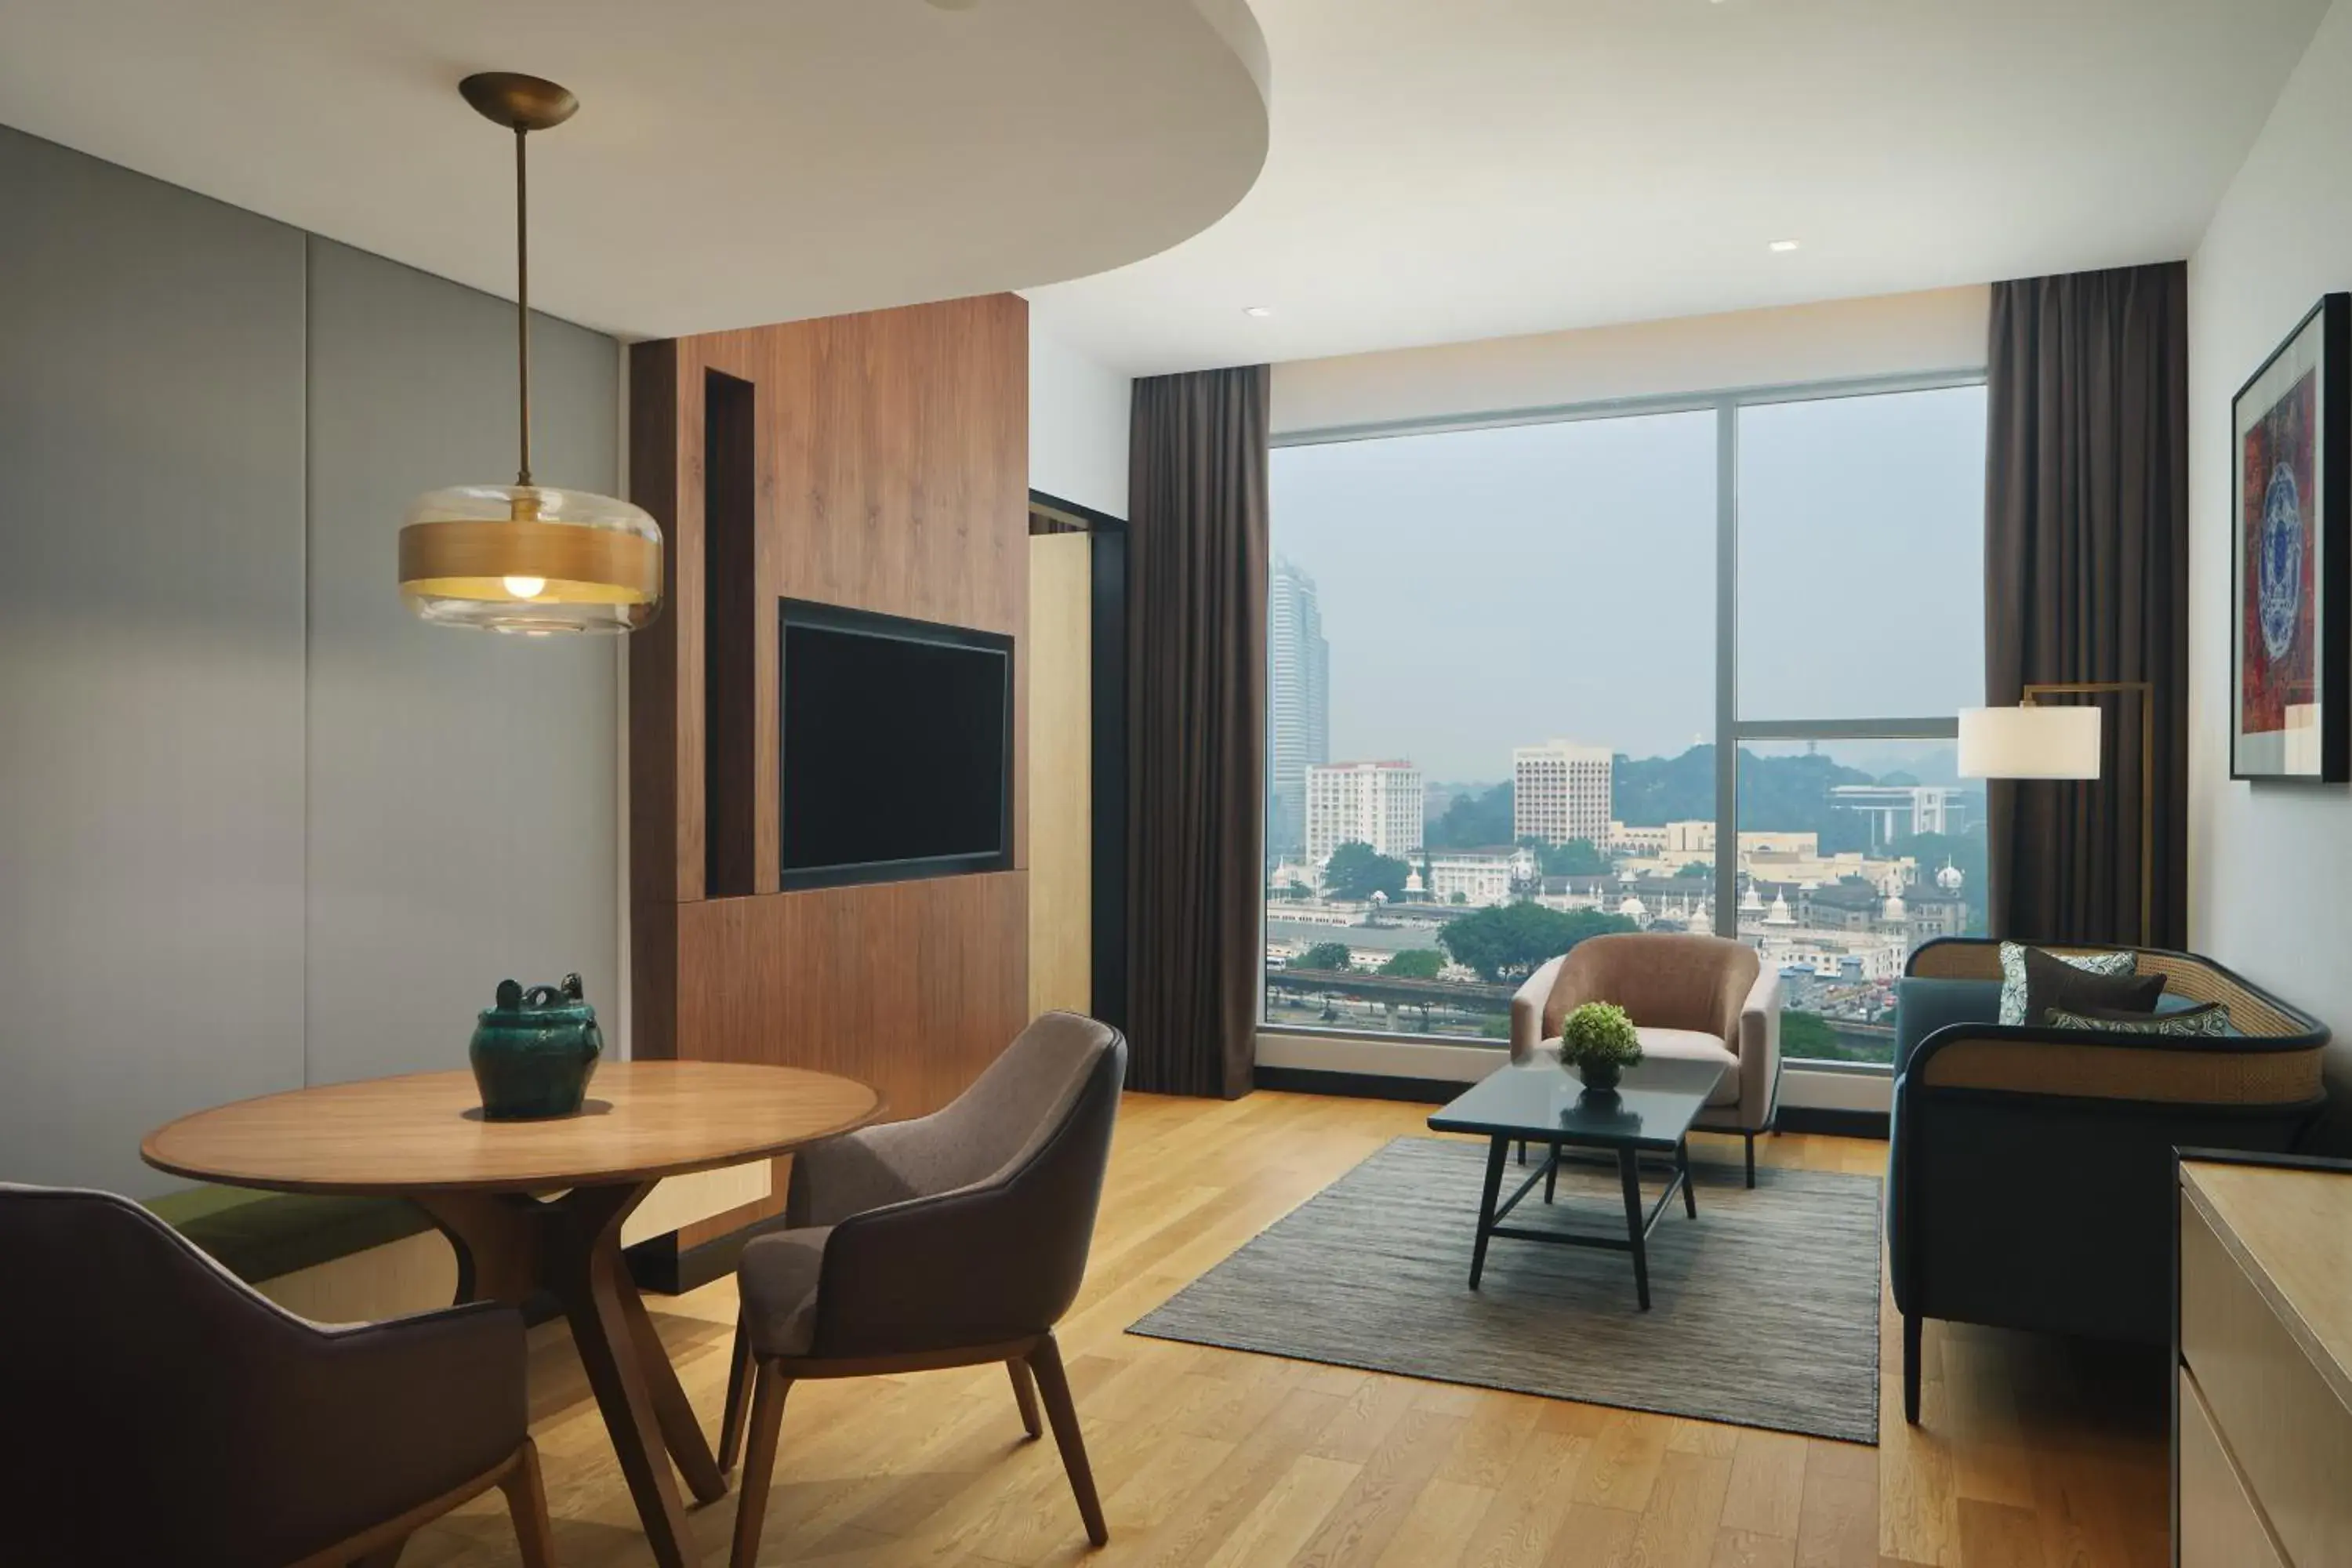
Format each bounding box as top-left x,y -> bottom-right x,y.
304,239 -> 616,1088
0,127 -> 308,1193
0,126 -> 619,1196
2187,0 -> 2352,1138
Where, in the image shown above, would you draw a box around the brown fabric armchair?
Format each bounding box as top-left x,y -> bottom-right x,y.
1509,931 -> 1782,1184
0,1183 -> 551,1568
717,1011 -> 1127,1568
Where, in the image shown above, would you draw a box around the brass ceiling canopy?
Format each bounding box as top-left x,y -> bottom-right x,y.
398,72 -> 663,635
457,71 -> 579,133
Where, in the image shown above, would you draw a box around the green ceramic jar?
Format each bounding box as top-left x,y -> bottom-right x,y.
469,974 -> 603,1120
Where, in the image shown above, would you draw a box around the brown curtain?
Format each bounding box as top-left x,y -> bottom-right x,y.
1985,263 -> 2188,946
1125,365 -> 1269,1097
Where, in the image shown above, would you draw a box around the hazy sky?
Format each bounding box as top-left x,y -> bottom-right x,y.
1271,386 -> 1987,781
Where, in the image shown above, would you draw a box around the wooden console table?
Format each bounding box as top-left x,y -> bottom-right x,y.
145,1061 -> 880,1568
2176,1152 -> 2352,1566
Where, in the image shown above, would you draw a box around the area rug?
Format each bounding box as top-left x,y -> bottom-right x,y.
1128,1136 -> 1882,1443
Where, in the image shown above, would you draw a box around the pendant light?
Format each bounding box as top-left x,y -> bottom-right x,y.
398,72 -> 663,633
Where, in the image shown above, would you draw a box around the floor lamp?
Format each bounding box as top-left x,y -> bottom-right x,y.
1957,681 -> 2156,949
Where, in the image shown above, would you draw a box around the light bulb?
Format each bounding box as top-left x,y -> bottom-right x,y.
503,575 -> 546,600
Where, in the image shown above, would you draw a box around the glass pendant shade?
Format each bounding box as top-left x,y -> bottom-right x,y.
402,72 -> 665,634
400,485 -> 662,633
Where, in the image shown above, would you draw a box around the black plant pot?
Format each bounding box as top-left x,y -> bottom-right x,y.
1575,1058 -> 1622,1094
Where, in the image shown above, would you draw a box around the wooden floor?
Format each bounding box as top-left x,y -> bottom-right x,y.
401,1090 -> 2169,1568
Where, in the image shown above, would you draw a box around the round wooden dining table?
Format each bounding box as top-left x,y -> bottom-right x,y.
143,1060 -> 881,1568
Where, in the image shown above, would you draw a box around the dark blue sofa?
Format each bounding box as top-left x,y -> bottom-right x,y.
1887,937 -> 2328,1424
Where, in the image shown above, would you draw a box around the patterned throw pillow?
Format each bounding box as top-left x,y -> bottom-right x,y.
1998,941 -> 2136,1025
2045,1002 -> 2233,1037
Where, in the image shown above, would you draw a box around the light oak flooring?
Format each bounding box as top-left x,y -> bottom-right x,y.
401,1090 -> 2169,1568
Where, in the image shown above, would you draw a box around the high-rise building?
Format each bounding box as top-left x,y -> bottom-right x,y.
1512,740 -> 1613,846
1305,760 -> 1425,866
1267,556 -> 1330,855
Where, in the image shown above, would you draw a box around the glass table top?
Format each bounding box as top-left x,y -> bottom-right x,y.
1425,1055 -> 1724,1149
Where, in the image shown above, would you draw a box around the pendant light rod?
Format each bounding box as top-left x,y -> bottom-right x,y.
514,124 -> 532,487
457,71 -> 578,487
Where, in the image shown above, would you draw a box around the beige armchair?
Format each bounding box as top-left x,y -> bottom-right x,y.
1510,931 -> 1781,1185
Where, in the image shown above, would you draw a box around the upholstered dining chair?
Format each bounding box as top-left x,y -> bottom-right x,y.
1510,931 -> 1783,1185
0,1182 -> 553,1568
717,1011 -> 1128,1568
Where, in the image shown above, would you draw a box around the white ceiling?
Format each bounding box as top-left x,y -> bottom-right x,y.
0,0 -> 1269,340
1028,0 -> 2332,376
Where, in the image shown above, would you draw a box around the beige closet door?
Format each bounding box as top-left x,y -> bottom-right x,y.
1028,533 -> 1094,1018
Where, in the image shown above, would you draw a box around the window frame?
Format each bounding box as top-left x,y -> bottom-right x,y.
1267,367 -> 1989,1071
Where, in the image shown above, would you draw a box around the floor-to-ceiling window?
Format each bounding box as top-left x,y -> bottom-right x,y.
1263,376 -> 1987,1068
1730,386 -> 1987,1065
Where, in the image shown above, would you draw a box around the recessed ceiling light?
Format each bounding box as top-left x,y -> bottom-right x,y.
1768,239 -> 1802,252
1243,305 -> 1275,318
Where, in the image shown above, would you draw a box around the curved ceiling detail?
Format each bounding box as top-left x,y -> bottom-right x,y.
0,0 -> 1270,339
1031,0 -> 2326,376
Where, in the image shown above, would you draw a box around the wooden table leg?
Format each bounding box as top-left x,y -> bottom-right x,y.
611,1229 -> 728,1503
416,1190 -> 543,1306
418,1183 -> 722,1568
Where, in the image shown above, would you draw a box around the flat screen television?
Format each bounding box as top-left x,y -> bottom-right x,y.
779,599 -> 1014,888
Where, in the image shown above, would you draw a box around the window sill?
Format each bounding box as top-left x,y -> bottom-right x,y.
1254,1026 -> 1893,1112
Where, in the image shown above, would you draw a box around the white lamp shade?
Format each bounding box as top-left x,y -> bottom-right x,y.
1957,706 -> 2103,779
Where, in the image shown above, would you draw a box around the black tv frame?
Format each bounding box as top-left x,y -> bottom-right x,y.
776,597 -> 1015,891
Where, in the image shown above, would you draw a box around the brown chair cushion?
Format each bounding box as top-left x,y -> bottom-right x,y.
738,1225 -> 832,1356
787,1014 -> 1106,1229
760,1014 -> 1127,1361
1541,932 -> 1759,1043
0,1184 -> 525,1566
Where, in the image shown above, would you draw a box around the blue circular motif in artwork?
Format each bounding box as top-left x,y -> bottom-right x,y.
2259,459 -> 2306,663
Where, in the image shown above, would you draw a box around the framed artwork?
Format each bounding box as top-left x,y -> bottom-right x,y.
2232,293 -> 2351,782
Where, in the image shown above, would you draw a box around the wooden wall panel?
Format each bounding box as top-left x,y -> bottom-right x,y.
1028,534 -> 1093,1017
677,872 -> 1029,1119
680,294 -> 1031,887
629,294 -> 1032,1246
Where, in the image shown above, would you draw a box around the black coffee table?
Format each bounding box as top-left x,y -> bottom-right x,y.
1426,1056 -> 1724,1309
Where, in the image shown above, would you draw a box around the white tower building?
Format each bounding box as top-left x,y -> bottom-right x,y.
1305,760 -> 1425,866
1266,557 -> 1331,856
1512,740 -> 1613,847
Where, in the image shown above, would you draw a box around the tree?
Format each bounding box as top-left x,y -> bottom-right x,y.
1324,840 -> 1410,902
1438,903 -> 1636,983
1298,941 -> 1355,972
1523,836 -> 1608,877
1673,860 -> 1711,879
1382,949 -> 1445,979
1450,891 -> 1468,905
1425,782 -> 1514,848
1610,744 -> 1879,851
1780,1011 -> 1840,1058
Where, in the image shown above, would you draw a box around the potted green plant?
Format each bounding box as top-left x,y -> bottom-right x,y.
1559,1001 -> 1642,1094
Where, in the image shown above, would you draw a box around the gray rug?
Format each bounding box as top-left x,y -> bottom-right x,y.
1129,1136 -> 1882,1443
